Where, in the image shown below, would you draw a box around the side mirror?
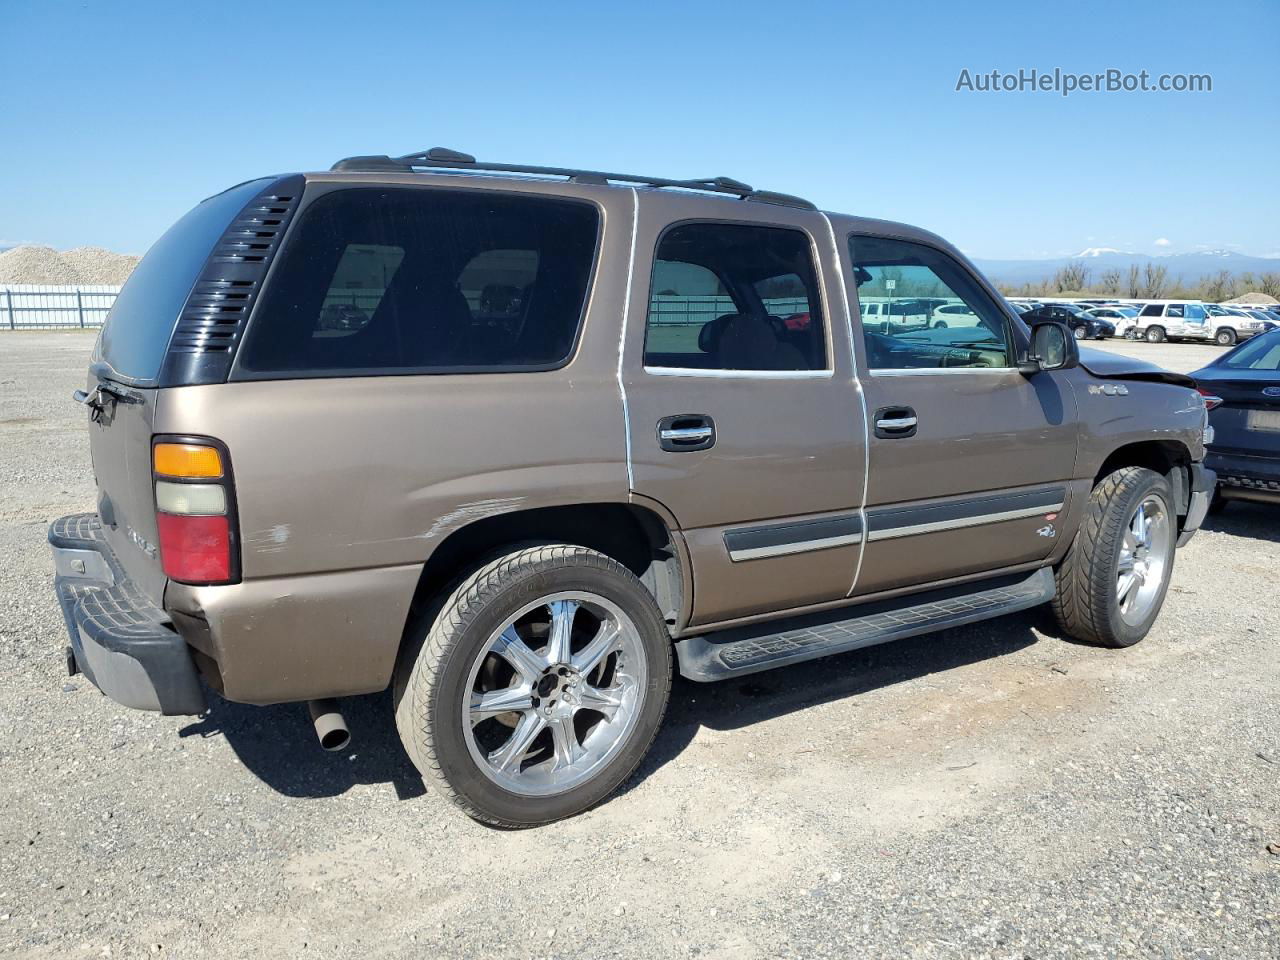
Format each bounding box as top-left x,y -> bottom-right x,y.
1020,321 -> 1079,375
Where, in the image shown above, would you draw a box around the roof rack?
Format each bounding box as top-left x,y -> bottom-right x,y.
329,147 -> 816,211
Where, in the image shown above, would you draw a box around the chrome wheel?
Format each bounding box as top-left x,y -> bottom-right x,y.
1116,495 -> 1173,626
462,591 -> 647,797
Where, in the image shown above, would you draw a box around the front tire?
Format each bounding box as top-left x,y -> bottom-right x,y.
1052,467 -> 1177,648
1215,328 -> 1237,346
1074,325 -> 1088,341
394,544 -> 672,827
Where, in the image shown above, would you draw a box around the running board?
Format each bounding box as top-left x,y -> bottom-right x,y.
674,568 -> 1055,682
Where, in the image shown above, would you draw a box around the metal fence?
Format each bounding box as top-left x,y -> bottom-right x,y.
1,285 -> 121,329
0,286 -> 812,333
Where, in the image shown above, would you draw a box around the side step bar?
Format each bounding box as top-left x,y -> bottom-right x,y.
674,568 -> 1055,682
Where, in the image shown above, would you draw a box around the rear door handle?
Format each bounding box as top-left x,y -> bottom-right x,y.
657,414 -> 716,452
874,406 -> 918,439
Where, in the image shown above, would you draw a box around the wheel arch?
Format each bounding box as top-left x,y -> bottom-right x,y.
403,501 -> 688,645
1094,440 -> 1195,521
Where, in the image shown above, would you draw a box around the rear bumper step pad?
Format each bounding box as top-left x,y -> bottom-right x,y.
49,513 -> 206,716
675,568 -> 1055,681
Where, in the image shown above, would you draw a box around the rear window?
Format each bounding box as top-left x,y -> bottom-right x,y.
95,178 -> 270,383
236,188 -> 599,376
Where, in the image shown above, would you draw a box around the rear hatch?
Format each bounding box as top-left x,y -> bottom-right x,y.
85,176 -> 294,602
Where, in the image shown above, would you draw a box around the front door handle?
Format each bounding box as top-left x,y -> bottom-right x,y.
657,414 -> 716,452
874,406 -> 918,439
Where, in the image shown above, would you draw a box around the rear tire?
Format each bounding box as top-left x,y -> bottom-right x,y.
393,544 -> 672,827
1052,468 -> 1176,648
1145,326 -> 1167,343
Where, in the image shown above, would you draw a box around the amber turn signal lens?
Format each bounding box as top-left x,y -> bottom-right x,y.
153,443 -> 223,479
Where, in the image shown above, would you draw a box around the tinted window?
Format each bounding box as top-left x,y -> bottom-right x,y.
95,178 -> 270,383
850,235 -> 1011,370
1222,331 -> 1280,370
1140,304 -> 1162,317
237,189 -> 598,375
643,223 -> 826,371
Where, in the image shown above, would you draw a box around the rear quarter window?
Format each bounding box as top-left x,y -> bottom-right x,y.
94,178 -> 271,383
235,188 -> 599,376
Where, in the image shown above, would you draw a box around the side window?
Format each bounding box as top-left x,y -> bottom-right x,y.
643,222 -> 827,371
1167,304 -> 1185,318
848,235 -> 1012,370
1185,304 -> 1206,321
1140,304 -> 1162,317
237,189 -> 599,375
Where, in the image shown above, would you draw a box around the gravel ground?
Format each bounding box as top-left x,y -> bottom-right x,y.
1,332 -> 1276,960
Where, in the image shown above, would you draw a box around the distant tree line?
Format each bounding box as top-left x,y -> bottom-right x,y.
996,262 -> 1280,302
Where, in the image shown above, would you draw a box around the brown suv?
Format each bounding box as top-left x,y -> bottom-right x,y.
50,148 -> 1215,826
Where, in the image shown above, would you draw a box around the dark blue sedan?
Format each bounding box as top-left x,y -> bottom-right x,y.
1191,329 -> 1280,509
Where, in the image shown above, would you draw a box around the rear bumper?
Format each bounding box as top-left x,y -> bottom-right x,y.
49,513 -> 206,716
1206,451 -> 1280,504
1177,463 -> 1216,547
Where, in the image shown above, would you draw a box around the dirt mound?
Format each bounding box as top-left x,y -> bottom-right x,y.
1225,292 -> 1279,306
0,245 -> 139,285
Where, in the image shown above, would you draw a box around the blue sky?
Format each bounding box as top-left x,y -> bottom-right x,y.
2,0 -> 1277,260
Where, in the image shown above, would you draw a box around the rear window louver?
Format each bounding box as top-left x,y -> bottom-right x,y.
159,175 -> 304,386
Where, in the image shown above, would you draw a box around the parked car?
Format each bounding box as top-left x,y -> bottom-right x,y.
1022,303 -> 1114,340
1204,304 -> 1271,345
1131,301 -> 1202,343
1086,306 -> 1139,337
50,148 -> 1215,826
1191,329 -> 1280,509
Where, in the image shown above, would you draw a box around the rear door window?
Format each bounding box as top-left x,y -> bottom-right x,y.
235,188 -> 599,376
642,222 -> 827,371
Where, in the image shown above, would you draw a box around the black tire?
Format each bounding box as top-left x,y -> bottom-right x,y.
1124,328 -> 1139,341
1073,325 -> 1088,341
1215,328 -> 1237,346
1145,326 -> 1166,343
393,544 -> 672,827
1051,467 -> 1177,648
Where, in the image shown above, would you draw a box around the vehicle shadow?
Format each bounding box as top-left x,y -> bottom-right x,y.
178,689 -> 428,801
183,612 -> 1043,805
1203,501 -> 1280,544
628,611 -> 1042,788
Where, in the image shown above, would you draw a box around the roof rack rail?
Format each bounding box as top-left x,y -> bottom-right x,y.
329,147 -> 817,211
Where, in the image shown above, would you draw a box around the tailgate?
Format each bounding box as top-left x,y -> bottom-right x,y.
87,381 -> 167,605
1207,379 -> 1280,458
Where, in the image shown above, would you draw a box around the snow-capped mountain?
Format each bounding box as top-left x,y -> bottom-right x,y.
973,249 -> 1280,285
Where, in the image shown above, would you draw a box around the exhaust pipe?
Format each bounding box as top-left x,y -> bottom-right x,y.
307,699 -> 351,752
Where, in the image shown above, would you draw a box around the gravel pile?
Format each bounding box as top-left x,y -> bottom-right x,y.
1225,292 -> 1280,306
0,245 -> 139,285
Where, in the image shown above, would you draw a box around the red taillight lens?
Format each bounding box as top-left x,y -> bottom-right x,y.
1196,388 -> 1224,410
156,513 -> 232,583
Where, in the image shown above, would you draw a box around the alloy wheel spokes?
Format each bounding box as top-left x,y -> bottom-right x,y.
462,591 -> 648,796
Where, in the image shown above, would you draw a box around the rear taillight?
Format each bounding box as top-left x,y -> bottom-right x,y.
1196,388 -> 1224,411
152,439 -> 238,585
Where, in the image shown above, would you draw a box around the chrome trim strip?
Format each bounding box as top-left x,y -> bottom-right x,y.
729,532 -> 864,562
643,366 -> 834,379
866,502 -> 1064,541
869,367 -> 1019,377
